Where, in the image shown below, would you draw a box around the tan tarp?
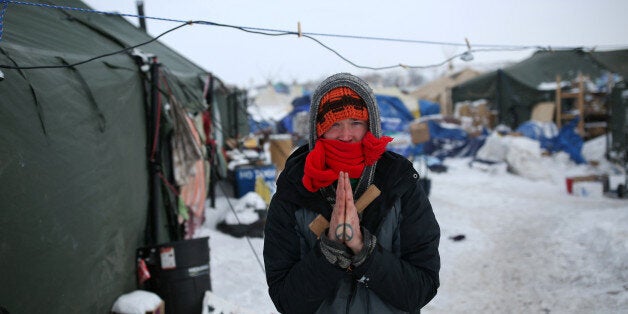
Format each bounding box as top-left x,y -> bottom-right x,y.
411,68 -> 481,115
372,87 -> 421,117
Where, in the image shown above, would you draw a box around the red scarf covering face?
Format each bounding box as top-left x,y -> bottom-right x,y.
302,131 -> 392,192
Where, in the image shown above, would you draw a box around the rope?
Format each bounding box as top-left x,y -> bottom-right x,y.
218,181 -> 266,274
0,0 -> 571,73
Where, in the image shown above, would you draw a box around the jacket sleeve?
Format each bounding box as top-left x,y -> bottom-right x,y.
263,197 -> 345,313
352,177 -> 441,312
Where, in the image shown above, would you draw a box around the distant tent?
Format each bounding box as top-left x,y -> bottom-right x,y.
0,1 -> 245,313
451,49 -> 628,128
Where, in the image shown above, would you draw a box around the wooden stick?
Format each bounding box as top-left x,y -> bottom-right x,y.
308,185 -> 381,238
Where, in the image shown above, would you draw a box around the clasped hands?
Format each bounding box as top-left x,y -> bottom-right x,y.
327,171 -> 363,254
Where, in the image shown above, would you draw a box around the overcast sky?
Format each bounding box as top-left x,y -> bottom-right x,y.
81,0 -> 628,88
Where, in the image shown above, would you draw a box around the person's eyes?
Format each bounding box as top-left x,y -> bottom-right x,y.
352,120 -> 366,127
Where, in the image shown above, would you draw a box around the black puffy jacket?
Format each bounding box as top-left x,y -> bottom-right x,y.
263,145 -> 440,313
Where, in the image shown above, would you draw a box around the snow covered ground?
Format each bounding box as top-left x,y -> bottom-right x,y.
194,136 -> 628,314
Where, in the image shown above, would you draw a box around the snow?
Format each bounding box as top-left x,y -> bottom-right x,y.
192,136 -> 628,313
111,290 -> 163,314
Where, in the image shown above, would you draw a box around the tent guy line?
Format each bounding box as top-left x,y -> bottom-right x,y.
0,2 -> 476,71
0,9 -> 471,72
6,1 -> 622,73
10,0 -> 623,50
217,181 -> 267,275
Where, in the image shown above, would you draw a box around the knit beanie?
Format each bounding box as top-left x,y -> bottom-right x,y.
308,73 -> 384,200
315,87 -> 369,137
309,73 -> 382,149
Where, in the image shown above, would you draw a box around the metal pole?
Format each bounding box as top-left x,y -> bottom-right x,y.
149,57 -> 161,244
136,0 -> 147,32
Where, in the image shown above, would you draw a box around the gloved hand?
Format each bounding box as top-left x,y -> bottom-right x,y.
319,227 -> 377,269
352,227 -> 376,267
319,231 -> 353,269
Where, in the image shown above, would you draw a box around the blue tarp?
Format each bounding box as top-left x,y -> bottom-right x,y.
515,118 -> 586,164
249,117 -> 273,134
416,120 -> 486,159
419,99 -> 441,116
375,95 -> 415,133
515,120 -> 558,149
277,94 -> 311,134
278,93 -> 415,135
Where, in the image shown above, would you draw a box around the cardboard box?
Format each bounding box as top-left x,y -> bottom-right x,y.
531,101 -> 555,123
455,101 -> 492,132
410,121 -> 430,144
572,181 -> 604,197
565,175 -> 606,195
269,134 -> 293,171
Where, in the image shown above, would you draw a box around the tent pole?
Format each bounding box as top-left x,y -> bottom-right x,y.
204,74 -> 218,208
148,57 -> 161,245
136,1 -> 147,32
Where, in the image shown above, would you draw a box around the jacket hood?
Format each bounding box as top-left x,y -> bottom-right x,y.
308,73 -> 382,150
307,73 -> 382,200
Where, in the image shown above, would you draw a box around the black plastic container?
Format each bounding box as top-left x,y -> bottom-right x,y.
137,237 -> 211,314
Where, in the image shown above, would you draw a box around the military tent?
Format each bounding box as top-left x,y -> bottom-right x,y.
0,1 -> 247,313
451,48 -> 628,128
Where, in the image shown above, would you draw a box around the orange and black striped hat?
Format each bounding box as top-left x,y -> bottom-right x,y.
315,86 -> 369,136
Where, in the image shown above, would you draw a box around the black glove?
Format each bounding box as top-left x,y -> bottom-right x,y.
319,232 -> 353,269
352,227 -> 377,267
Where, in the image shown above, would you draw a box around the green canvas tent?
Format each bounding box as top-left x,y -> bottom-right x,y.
0,1 -> 247,313
451,48 -> 628,128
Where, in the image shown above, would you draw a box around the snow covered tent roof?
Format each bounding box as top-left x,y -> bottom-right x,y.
451,48 -> 628,128
0,1 -> 244,313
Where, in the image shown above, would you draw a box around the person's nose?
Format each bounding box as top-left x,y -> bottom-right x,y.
338,125 -> 352,142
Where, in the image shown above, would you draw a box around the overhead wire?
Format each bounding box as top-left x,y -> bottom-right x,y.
2,0 -> 612,73
0,21 -> 192,70
11,0 -> 619,277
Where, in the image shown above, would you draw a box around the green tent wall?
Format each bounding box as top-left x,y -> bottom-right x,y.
0,1 -> 247,313
451,49 -> 628,128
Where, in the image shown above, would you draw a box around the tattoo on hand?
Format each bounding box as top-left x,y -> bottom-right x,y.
334,224 -> 345,241
334,223 -> 354,241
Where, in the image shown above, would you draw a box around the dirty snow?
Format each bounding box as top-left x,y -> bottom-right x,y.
194,135 -> 628,314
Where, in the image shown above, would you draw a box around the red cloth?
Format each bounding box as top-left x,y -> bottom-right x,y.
302,131 -> 392,192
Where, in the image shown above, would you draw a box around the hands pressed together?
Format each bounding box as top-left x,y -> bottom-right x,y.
319,171 -> 376,270
328,171 -> 363,254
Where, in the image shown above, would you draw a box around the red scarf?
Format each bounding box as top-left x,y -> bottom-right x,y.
302,131 -> 392,192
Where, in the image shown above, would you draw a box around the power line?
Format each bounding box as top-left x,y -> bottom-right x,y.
3,1 -> 627,72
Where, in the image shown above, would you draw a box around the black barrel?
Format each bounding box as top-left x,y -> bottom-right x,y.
137,237 -> 211,314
